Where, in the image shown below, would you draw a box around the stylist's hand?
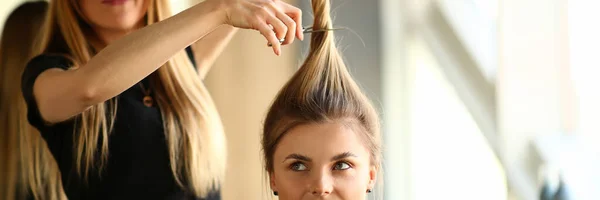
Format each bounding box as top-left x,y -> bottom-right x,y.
217,0 -> 303,55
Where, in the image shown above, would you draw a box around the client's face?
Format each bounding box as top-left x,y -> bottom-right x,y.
270,122 -> 376,200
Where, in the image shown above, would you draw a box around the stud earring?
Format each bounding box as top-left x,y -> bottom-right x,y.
274,191 -> 278,196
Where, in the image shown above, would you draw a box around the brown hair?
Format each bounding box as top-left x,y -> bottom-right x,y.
34,0 -> 226,197
262,0 -> 382,188
0,1 -> 66,200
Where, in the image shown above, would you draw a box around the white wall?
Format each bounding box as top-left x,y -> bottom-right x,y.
569,0 -> 600,141
0,0 -> 27,34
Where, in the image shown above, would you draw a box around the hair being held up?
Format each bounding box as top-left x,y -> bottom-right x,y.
262,0 -> 382,183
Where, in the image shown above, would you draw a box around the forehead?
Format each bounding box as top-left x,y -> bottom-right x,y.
274,122 -> 370,160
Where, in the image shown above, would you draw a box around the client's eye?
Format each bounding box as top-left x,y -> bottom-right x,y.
290,162 -> 308,171
333,162 -> 352,170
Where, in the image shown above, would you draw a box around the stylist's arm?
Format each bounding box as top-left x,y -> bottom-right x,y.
33,0 -> 302,124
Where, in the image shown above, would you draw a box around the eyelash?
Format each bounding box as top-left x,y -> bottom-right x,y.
288,161 -> 354,171
290,162 -> 307,171
333,161 -> 353,170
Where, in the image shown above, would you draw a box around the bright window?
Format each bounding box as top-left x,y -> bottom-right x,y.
407,36 -> 506,200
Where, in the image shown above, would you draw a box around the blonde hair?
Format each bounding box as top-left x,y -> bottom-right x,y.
35,0 -> 227,197
0,2 -> 66,200
261,0 -> 382,197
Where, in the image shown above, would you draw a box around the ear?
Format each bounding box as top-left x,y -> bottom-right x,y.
368,166 -> 378,189
269,171 -> 278,192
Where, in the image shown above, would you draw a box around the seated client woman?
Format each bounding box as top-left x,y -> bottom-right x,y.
261,0 -> 383,199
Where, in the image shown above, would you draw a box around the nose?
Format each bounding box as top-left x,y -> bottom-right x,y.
309,170 -> 333,196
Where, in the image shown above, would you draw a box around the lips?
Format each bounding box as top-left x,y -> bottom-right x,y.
101,0 -> 128,5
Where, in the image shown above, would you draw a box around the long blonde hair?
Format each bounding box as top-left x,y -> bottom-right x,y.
36,0 -> 227,197
0,1 -> 66,200
262,0 -> 382,197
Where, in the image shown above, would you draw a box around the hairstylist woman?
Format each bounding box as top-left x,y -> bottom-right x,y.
20,0 -> 303,199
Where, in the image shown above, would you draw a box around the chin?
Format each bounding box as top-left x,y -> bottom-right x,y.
113,22 -> 142,31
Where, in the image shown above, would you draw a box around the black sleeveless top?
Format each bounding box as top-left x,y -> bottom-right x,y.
21,47 -> 221,200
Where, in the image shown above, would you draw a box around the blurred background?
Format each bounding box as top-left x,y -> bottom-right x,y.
2,0 -> 599,199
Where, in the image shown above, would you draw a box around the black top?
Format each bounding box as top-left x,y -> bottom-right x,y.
21,47 -> 221,200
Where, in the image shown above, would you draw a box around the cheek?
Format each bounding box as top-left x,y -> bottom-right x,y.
273,168 -> 371,199
334,168 -> 371,198
79,0 -> 94,19
274,170 -> 307,198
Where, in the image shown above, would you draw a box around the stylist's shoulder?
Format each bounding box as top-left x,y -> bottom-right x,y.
21,54 -> 73,129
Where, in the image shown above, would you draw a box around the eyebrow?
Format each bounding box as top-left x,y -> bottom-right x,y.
282,152 -> 357,163
284,154 -> 312,163
331,152 -> 357,161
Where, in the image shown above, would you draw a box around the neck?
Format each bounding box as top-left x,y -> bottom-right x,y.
95,28 -> 129,45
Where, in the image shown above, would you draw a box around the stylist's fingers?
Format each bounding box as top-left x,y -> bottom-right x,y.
278,1 -> 303,41
257,22 -> 281,55
268,2 -> 296,45
265,12 -> 288,46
